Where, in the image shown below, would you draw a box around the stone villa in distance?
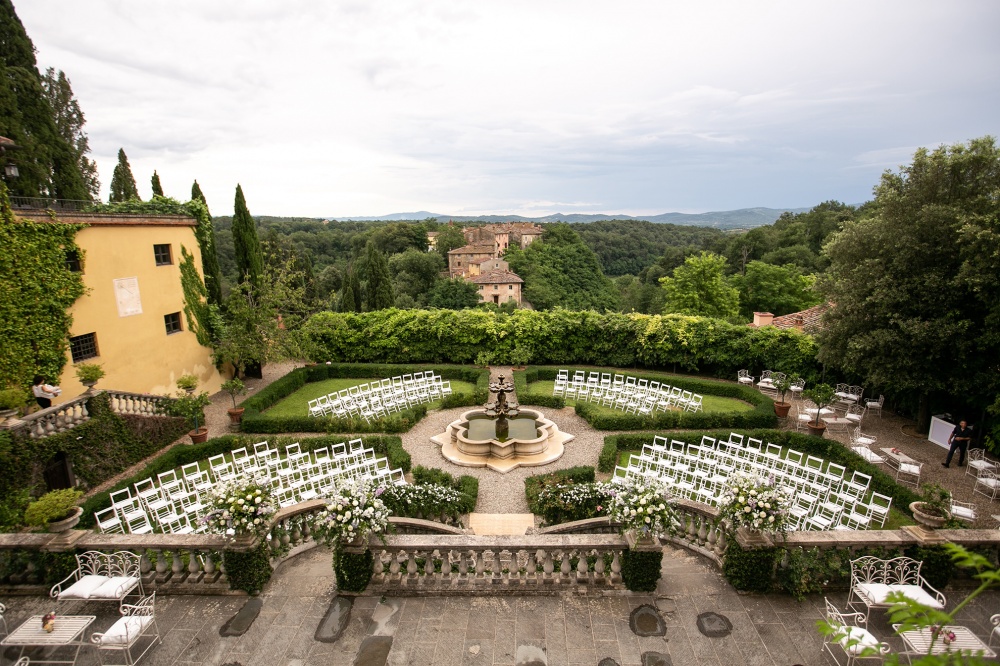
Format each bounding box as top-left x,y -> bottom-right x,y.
444,222 -> 542,306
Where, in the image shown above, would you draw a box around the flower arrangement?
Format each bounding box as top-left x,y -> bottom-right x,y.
203,477 -> 278,537
313,480 -> 391,549
604,477 -> 675,538
378,483 -> 466,523
535,481 -> 613,525
718,471 -> 793,534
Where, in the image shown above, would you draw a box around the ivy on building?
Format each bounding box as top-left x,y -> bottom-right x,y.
0,182 -> 86,389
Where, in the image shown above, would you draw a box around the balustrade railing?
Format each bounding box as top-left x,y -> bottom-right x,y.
103,390 -> 172,416
2,390 -> 174,440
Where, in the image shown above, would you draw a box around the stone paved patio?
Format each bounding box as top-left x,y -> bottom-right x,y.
3,545 -> 997,666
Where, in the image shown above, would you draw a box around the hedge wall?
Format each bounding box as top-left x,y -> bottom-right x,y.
301,309 -> 820,379
78,433 -> 410,528
239,363 -> 490,434
599,429 -> 923,516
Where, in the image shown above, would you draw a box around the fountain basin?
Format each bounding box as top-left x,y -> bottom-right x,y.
432,408 -> 572,473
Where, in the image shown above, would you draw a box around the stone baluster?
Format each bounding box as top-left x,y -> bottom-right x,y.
475,549 -> 487,577
526,550 -> 538,581
424,551 -> 436,576
458,549 -> 469,577
559,550 -> 571,579
594,549 -> 606,582
611,550 -> 622,581
171,551 -> 184,580
406,550 -> 418,577
204,551 -> 216,577
576,549 -> 589,580
491,549 -> 502,578
389,550 -> 402,578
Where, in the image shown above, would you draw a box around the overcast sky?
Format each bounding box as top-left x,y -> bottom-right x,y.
18,0 -> 1000,218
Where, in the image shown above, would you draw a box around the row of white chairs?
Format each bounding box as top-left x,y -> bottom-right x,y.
308,373 -> 453,421
95,439 -> 405,535
614,433 -> 893,531
553,370 -> 703,414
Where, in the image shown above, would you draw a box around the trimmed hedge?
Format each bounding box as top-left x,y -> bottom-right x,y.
621,549 -> 664,592
79,434 -> 410,528
301,309 -> 821,380
524,466 -> 596,516
239,363 -> 490,434
411,466 -> 480,515
599,429 -> 923,516
512,371 -> 566,410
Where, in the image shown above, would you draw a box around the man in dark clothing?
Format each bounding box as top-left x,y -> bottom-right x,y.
942,420 -> 973,467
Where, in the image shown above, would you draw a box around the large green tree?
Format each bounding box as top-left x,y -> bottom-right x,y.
190,180 -> 223,306
108,148 -> 139,202
339,265 -> 361,312
819,137 -> 1000,432
732,261 -> 820,320
231,184 -> 263,289
389,248 -> 445,305
363,241 -> 393,311
506,223 -> 619,311
659,252 -> 739,318
41,68 -> 99,200
434,225 -> 467,261
0,1 -> 88,200
427,277 -> 480,310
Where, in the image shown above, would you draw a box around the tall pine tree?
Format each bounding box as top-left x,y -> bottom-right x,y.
109,148 -> 139,202
340,265 -> 360,312
191,180 -> 223,305
151,170 -> 163,197
41,69 -> 99,200
364,241 -> 393,310
0,0 -> 88,200
231,184 -> 263,289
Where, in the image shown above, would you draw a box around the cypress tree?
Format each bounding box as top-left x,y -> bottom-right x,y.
109,148 -> 139,202
231,184 -> 263,288
364,241 -> 394,311
190,180 -> 223,305
151,170 -> 164,197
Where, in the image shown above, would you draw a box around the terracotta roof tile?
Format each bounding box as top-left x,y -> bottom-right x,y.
468,270 -> 524,285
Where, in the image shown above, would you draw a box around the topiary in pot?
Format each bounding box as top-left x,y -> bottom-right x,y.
221,377 -> 247,425
169,391 -> 212,443
802,383 -> 836,436
24,488 -> 84,532
176,374 -> 199,394
74,363 -> 105,389
773,375 -> 794,418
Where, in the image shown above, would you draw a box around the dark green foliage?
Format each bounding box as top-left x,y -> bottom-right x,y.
232,184 -> 264,288
524,467 -> 596,515
660,252 -> 739,318
776,547 -> 864,601
334,548 -> 374,593
363,241 -> 394,311
0,549 -> 78,586
224,542 -> 272,594
108,148 -> 139,202
410,466 -> 479,515
41,68 -> 99,200
389,249 -> 445,307
906,545 -> 955,591
621,549 -> 663,592
723,542 -> 777,593
570,219 -> 723,277
190,181 -> 224,305
301,309 -> 820,377
150,170 -> 163,197
506,223 -> 619,311
0,183 -> 86,389
340,265 -> 361,312
732,261 -> 821,320
434,225 -> 467,260
427,277 -> 480,310
598,439 -> 620,474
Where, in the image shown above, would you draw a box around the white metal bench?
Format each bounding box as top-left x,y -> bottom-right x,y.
49,551 -> 143,607
848,556 -> 945,622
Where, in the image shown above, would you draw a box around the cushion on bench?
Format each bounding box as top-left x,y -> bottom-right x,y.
90,576 -> 138,600
95,616 -> 153,646
855,582 -> 943,609
58,574 -> 110,600
835,626 -> 881,656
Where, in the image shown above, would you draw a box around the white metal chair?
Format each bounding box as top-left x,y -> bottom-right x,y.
895,461 -> 922,488
949,499 -> 976,523
990,614 -> 1000,648
966,448 -> 997,480
867,492 -> 892,528
974,470 -> 1000,501
864,394 -> 883,417
822,598 -> 890,666
91,593 -> 161,666
95,507 -> 125,534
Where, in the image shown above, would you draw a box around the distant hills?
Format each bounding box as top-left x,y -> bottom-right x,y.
331,207 -> 814,230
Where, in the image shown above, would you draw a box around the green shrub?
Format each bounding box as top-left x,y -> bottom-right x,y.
906,545 -> 955,590
524,466 -> 596,514
224,542 -> 273,594
0,387 -> 28,410
621,549 -> 662,592
334,549 -> 374,593
411,466 -> 479,515
24,488 -> 83,526
723,542 -> 777,593
74,363 -> 105,384
598,438 -> 620,473
0,549 -> 78,585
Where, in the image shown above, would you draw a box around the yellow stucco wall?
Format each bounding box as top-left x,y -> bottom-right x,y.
52,219 -> 223,402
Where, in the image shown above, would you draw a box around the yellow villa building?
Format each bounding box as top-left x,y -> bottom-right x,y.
16,209 -> 224,403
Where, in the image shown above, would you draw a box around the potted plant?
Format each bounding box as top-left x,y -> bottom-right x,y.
169,386 -> 212,444
0,386 -> 27,421
176,374 -> 199,395
221,377 -> 247,425
24,488 -> 85,533
74,363 -> 105,389
909,483 -> 951,529
773,375 -> 795,418
802,383 -> 836,437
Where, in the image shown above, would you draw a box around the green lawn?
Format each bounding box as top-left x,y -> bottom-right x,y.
528,380 -> 753,414
264,378 -> 477,418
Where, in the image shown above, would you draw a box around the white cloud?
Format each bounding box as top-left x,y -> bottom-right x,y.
17,0 -> 1000,216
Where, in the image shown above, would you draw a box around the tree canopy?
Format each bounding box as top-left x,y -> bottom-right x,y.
231,184 -> 264,289
363,241 -> 393,311
659,252 -> 739,319
819,136 -> 1000,432
427,277 -> 481,310
108,149 -> 139,203
732,261 -> 820,320
41,68 -> 99,200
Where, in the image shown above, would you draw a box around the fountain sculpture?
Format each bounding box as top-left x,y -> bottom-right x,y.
432,374 -> 572,473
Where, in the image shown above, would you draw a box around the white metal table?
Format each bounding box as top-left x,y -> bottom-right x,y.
894,624 -> 996,660
1,615 -> 96,666
880,447 -> 916,470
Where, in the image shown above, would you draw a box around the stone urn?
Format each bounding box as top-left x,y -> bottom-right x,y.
81,380 -> 98,389
909,502 -> 949,529
47,506 -> 84,533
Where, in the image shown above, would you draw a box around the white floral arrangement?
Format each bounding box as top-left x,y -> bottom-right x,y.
605,477 -> 676,537
203,476 -> 278,537
313,480 -> 391,548
718,471 -> 793,534
379,483 -> 466,520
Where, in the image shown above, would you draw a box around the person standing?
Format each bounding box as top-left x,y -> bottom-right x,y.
942,419 -> 974,467
32,375 -> 60,409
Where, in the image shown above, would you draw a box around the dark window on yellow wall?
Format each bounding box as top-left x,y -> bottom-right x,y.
70,333 -> 99,362
154,244 -> 172,266
65,249 -> 82,272
164,312 -> 182,335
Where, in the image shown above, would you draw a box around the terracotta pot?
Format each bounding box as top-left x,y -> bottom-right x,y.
227,407 -> 245,424
189,427 -> 209,444
909,502 -> 949,529
47,506 -> 83,533
774,402 -> 791,418
806,422 -> 826,437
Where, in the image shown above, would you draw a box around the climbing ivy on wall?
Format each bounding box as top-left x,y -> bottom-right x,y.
0,182 -> 86,389
179,245 -> 220,348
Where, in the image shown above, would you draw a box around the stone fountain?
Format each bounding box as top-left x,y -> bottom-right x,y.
432,374 -> 572,473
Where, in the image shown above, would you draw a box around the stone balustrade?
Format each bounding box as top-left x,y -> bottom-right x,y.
2,389 -> 174,440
